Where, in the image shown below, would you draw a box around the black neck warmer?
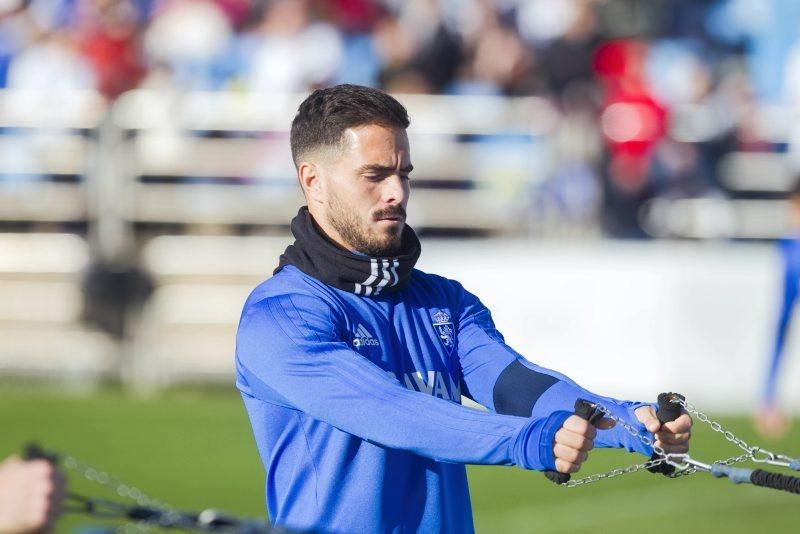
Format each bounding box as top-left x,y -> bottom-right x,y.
276,207 -> 421,296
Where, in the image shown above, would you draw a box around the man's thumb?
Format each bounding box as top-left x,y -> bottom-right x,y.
637,406 -> 661,433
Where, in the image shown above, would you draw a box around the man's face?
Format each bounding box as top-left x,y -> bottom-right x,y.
316,124 -> 412,256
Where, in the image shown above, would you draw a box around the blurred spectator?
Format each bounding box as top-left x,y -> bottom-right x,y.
75,0 -> 145,98
0,1 -> 33,88
6,31 -> 95,92
233,0 -> 343,93
0,0 -> 799,236
466,23 -> 535,95
595,39 -> 667,236
517,0 -> 582,44
375,1 -> 462,94
142,0 -> 232,90
539,0 -> 599,104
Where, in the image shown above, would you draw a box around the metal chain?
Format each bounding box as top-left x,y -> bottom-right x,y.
562,398 -> 766,488
673,399 -> 755,457
674,398 -> 800,470
31,445 -> 275,533
64,455 -> 170,510
563,396 -> 800,488
63,455 -> 184,533
563,402 -> 672,488
666,398 -> 756,478
593,403 -> 667,457
564,456 -> 668,488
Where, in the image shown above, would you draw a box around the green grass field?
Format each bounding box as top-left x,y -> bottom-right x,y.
1,385 -> 797,533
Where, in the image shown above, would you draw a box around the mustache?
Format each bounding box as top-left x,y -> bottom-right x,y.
374,206 -> 406,220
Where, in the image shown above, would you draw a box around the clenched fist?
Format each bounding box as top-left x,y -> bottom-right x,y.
634,405 -> 693,454
0,456 -> 65,533
552,415 -> 616,474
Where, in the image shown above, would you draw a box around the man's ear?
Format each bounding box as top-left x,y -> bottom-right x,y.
298,162 -> 323,204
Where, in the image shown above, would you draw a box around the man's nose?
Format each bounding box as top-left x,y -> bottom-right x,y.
382,174 -> 409,204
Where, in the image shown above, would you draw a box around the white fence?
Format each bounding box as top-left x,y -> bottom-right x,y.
1,231 -> 796,411
420,239 -> 797,412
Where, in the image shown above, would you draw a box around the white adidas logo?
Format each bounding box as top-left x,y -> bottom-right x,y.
353,323 -> 380,348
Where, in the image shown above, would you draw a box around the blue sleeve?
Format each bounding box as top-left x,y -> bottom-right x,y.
455,284 -> 653,457
235,292 -> 572,471
765,241 -> 798,404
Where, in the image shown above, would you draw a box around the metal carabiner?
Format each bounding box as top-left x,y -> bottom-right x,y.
750,447 -> 777,464
664,453 -> 691,469
665,453 -> 713,472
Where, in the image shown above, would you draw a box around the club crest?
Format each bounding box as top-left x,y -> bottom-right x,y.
432,310 -> 455,355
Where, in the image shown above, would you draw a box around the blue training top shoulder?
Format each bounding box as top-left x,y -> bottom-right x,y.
236,264 -> 653,534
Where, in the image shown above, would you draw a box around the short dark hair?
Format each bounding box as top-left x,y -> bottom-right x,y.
290,84 -> 410,166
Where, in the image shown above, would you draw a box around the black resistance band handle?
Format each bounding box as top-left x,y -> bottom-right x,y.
750,469 -> 800,495
713,464 -> 800,495
23,443 -> 58,464
646,392 -> 685,475
544,398 -> 603,485
656,392 -> 684,424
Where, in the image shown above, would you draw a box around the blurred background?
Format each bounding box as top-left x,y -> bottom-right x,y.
2,0 -> 800,532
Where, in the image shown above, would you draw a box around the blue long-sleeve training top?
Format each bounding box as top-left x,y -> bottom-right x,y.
236,265 -> 654,534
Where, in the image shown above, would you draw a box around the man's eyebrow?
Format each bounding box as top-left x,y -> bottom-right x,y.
357,163 -> 414,174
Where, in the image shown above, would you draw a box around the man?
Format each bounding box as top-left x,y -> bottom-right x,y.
235,84 -> 692,533
0,455 -> 64,533
755,177 -> 800,438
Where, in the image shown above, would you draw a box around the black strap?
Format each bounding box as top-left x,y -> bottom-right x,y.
750,469 -> 800,494
23,443 -> 58,463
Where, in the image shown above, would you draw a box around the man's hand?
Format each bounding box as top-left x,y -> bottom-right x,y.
0,455 -> 65,533
635,405 -> 692,454
553,415 -> 616,474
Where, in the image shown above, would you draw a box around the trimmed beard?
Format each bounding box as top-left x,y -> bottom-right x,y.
326,189 -> 403,257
